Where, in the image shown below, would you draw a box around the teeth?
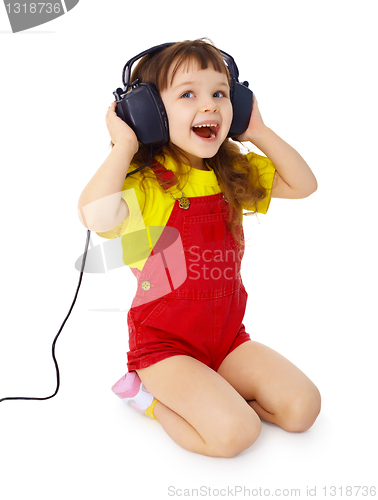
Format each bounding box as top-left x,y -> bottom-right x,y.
193,124 -> 218,128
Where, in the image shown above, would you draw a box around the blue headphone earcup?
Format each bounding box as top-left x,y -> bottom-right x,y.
228,78 -> 253,137
115,83 -> 169,146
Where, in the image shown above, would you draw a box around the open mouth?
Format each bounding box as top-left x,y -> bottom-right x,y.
192,123 -> 219,139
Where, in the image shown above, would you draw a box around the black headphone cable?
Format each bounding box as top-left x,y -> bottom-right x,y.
126,146 -> 154,178
0,229 -> 91,403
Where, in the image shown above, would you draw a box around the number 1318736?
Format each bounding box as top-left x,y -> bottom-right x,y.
5,3 -> 62,14
323,486 -> 376,496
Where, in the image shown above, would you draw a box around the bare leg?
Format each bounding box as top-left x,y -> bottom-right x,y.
217,341 -> 321,432
137,355 -> 261,457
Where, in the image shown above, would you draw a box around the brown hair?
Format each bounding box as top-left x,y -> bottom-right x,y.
117,39 -> 270,249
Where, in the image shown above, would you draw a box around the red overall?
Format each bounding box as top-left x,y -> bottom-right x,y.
126,164 -> 251,372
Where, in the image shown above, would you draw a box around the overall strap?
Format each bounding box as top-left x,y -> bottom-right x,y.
149,159 -> 179,191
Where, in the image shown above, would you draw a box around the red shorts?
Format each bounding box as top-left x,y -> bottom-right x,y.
127,284 -> 251,372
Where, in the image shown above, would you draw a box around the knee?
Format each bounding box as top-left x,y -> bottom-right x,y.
214,412 -> 261,458
280,385 -> 321,433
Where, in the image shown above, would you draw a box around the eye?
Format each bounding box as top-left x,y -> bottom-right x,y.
181,91 -> 195,98
214,91 -> 227,98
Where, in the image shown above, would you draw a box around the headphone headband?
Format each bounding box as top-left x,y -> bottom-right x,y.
122,42 -> 175,91
121,42 -> 241,93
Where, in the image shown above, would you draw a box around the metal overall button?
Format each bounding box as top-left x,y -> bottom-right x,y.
141,280 -> 151,291
170,190 -> 190,209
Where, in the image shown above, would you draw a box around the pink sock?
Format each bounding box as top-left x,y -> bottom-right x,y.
111,371 -> 158,419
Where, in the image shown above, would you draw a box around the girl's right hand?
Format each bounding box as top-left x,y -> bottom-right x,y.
105,102 -> 139,154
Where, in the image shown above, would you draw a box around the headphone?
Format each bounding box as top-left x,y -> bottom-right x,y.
113,42 -> 253,147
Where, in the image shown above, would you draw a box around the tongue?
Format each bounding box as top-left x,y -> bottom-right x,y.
193,126 -> 212,138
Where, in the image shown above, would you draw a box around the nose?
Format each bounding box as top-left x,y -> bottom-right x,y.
200,96 -> 219,113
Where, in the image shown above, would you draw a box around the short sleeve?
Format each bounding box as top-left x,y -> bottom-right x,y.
243,152 -> 276,214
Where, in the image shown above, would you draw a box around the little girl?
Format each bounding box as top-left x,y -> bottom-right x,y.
78,39 -> 321,457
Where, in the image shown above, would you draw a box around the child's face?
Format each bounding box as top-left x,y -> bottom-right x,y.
160,61 -> 233,169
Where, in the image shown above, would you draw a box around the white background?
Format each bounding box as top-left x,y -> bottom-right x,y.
0,1 -> 377,499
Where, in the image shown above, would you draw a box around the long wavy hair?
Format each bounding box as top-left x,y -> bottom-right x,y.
115,39 -> 270,249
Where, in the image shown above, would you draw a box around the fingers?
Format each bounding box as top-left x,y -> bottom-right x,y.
105,102 -> 139,152
105,102 -> 120,131
106,101 -> 116,119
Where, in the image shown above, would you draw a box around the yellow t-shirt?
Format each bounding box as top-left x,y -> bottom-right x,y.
96,152 -> 275,270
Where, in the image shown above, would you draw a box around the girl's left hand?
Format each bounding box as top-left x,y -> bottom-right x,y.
235,94 -> 267,143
